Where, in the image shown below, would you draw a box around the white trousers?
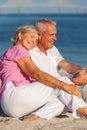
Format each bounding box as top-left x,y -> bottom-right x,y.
1,81 -> 87,119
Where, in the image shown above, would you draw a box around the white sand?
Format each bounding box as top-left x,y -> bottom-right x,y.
0,111 -> 87,130
0,69 -> 87,130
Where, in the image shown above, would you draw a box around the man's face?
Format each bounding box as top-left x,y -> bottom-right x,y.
40,23 -> 57,51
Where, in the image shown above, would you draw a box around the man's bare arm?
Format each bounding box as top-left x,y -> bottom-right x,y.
59,59 -> 82,74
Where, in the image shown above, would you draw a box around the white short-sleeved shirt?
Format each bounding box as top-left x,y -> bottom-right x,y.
29,46 -> 73,83
46,46 -> 64,65
29,46 -> 63,76
29,46 -> 73,84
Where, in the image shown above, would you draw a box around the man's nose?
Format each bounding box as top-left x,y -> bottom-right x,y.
54,35 -> 57,41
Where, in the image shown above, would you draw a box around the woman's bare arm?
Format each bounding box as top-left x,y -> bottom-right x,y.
17,57 -> 82,98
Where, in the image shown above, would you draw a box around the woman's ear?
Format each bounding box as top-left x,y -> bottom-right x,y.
18,32 -> 22,41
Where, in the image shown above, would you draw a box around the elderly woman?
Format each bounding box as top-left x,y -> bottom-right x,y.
0,25 -> 87,121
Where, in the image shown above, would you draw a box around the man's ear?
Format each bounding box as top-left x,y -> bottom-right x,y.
38,33 -> 42,42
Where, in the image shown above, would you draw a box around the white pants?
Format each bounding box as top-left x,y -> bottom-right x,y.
1,81 -> 87,119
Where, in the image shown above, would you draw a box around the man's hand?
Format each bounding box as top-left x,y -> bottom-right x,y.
71,69 -> 87,84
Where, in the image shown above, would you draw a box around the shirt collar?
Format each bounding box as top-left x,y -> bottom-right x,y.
32,47 -> 46,55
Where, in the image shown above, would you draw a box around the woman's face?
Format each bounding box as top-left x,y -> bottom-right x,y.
20,32 -> 38,50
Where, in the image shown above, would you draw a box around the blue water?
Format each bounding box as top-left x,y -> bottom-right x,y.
0,14 -> 87,67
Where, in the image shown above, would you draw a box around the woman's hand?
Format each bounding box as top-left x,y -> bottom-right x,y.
17,57 -> 82,99
65,84 -> 82,99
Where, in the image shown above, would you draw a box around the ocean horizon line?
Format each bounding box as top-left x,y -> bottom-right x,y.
0,13 -> 87,16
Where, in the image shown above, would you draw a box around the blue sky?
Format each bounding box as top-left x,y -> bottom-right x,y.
71,0 -> 87,6
31,0 -> 87,7
0,0 -> 87,14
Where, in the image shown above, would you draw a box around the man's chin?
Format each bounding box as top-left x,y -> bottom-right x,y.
47,44 -> 54,49
50,45 -> 54,48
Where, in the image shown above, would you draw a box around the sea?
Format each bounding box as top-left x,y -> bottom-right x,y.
0,14 -> 87,67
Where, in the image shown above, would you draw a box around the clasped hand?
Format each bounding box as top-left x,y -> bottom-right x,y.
71,69 -> 87,85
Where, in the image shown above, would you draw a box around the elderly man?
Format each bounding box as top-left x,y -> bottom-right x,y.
30,18 -> 87,103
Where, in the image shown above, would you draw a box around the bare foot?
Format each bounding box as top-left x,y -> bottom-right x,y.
20,114 -> 39,121
77,106 -> 87,118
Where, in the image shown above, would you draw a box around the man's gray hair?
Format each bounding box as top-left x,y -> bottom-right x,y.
35,18 -> 56,34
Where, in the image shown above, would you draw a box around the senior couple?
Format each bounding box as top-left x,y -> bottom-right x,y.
0,18 -> 87,121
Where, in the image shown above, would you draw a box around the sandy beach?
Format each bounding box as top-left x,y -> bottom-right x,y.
0,70 -> 87,130
0,109 -> 87,130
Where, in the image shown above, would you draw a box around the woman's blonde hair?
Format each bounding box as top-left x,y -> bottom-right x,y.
11,25 -> 39,45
